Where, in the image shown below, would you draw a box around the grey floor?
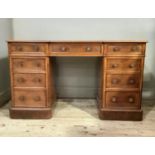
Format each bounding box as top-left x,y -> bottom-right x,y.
0,99 -> 155,136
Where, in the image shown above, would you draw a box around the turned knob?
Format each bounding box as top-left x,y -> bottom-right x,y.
17,77 -> 25,83
111,64 -> 118,68
35,62 -> 41,67
129,79 -> 135,84
33,96 -> 41,101
18,62 -> 24,67
61,47 -> 67,52
113,47 -> 120,52
129,63 -> 136,68
111,96 -> 117,103
33,45 -> 40,51
112,79 -> 119,84
131,46 -> 138,52
19,96 -> 26,101
33,78 -> 41,83
16,46 -> 23,51
86,47 -> 92,52
128,97 -> 134,103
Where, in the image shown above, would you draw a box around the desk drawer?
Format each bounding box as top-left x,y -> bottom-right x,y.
105,43 -> 144,56
106,74 -> 140,89
12,58 -> 46,73
13,73 -> 46,88
10,43 -> 47,54
105,91 -> 140,108
13,89 -> 46,108
106,58 -> 142,72
49,43 -> 101,53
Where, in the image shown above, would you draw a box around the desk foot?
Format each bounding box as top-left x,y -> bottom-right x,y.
99,109 -> 143,121
10,107 -> 52,119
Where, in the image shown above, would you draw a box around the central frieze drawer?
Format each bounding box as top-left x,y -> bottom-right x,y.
13,73 -> 46,88
106,74 -> 140,89
13,89 -> 47,108
49,43 -> 101,53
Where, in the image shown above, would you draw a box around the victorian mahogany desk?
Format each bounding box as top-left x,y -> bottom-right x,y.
8,40 -> 147,120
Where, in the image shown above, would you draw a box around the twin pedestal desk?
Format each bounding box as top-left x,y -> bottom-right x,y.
8,40 -> 147,120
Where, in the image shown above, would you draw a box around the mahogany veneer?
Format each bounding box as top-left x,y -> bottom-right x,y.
8,40 -> 147,120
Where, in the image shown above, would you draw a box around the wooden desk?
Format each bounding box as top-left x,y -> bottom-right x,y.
8,40 -> 147,120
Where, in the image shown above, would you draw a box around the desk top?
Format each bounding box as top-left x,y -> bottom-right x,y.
7,40 -> 148,43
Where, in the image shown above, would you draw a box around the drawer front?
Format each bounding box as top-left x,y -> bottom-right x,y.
106,74 -> 140,89
49,43 -> 101,53
13,89 -> 46,108
106,58 -> 141,72
10,43 -> 47,53
105,43 -> 144,55
105,91 -> 140,108
13,73 -> 46,88
12,58 -> 46,73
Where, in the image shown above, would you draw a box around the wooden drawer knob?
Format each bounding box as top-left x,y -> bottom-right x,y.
33,96 -> 41,102
18,62 -> 24,67
16,46 -> 23,51
19,96 -> 26,101
129,63 -> 136,68
35,62 -> 41,67
33,45 -> 40,51
61,47 -> 67,52
112,79 -> 119,84
17,77 -> 25,83
33,78 -> 42,83
131,46 -> 139,51
111,96 -> 117,103
113,47 -> 120,52
85,47 -> 92,52
111,64 -> 118,68
129,79 -> 135,84
128,97 -> 134,103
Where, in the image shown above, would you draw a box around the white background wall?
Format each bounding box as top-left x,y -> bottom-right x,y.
0,19 -> 12,105
0,18 -> 153,99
